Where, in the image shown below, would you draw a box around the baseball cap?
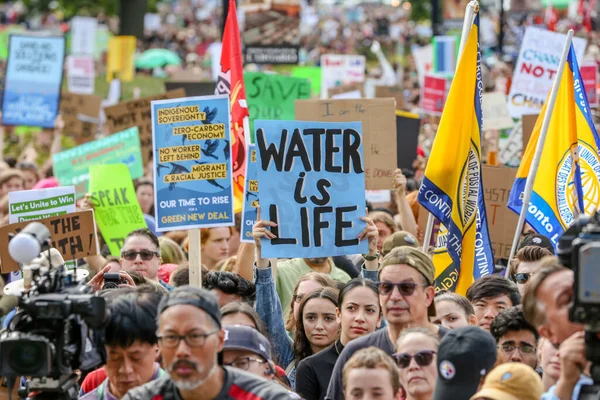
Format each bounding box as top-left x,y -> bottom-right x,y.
470,363 -> 544,400
433,326 -> 498,400
381,231 -> 419,256
223,325 -> 272,362
158,286 -> 222,328
517,233 -> 555,255
379,246 -> 436,316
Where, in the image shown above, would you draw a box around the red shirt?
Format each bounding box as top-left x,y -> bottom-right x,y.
80,367 -> 107,395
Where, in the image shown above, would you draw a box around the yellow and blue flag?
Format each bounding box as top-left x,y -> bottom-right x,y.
508,45 -> 600,248
417,14 -> 494,295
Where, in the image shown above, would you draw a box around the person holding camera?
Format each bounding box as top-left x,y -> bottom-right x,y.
79,290 -> 165,400
522,259 -> 590,400
123,286 -> 298,399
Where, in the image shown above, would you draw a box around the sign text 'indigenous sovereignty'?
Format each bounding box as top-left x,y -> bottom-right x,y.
255,120 -> 368,258
0,210 -> 99,273
2,34 -> 65,127
151,95 -> 234,231
104,89 -> 185,165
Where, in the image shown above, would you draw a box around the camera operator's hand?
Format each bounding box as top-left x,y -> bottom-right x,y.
88,265 -> 111,292
118,272 -> 136,288
555,331 -> 587,400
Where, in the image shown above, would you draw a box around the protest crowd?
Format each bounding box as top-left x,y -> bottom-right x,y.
0,0 -> 599,399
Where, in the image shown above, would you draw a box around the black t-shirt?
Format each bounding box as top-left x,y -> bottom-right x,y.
324,326 -> 450,400
296,339 -> 344,400
123,366 -> 299,400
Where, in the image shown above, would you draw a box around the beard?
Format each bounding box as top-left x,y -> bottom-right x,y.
167,358 -> 218,391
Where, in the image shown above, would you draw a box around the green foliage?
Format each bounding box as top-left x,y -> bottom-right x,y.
410,0 -> 431,21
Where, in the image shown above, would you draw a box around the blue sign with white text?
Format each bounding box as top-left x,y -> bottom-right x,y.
241,144 -> 258,243
255,120 -> 368,258
151,95 -> 234,232
2,35 -> 65,127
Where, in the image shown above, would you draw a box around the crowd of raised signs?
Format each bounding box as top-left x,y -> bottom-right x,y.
0,1 -> 598,400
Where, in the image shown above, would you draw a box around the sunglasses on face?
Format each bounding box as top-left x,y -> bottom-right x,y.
376,281 -> 427,296
121,250 -> 159,261
393,350 -> 436,369
513,272 -> 534,285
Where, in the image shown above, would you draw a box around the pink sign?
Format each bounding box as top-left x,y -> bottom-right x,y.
581,63 -> 598,107
421,75 -> 447,115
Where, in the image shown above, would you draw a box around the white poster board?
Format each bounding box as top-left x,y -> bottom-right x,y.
71,16 -> 97,55
320,54 -> 366,99
508,27 -> 586,118
67,55 -> 95,95
9,186 -> 77,223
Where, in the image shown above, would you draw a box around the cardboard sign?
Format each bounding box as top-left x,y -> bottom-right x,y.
508,28 -> 586,118
320,54 -> 366,99
482,93 -> 514,131
2,34 -> 65,128
89,164 -> 147,255
53,127 -> 144,195
9,187 -> 76,223
151,95 -> 234,231
106,36 -> 136,82
241,0 -> 300,64
581,62 -> 598,107
296,99 -> 396,190
482,165 -> 519,261
0,210 -> 99,273
522,114 -> 539,150
104,89 -> 186,165
375,85 -> 405,110
71,16 -> 97,55
240,144 -> 258,243
244,72 -> 311,141
59,92 -> 102,142
255,120 -> 368,258
328,82 -> 365,99
421,75 -> 447,115
396,113 -> 421,171
67,55 -> 95,95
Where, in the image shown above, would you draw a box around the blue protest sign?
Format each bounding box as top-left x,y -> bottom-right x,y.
240,144 -> 258,243
2,34 -> 65,127
151,95 -> 234,231
255,120 -> 368,258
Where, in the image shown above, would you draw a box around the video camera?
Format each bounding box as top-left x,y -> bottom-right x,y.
558,212 -> 600,399
0,222 -> 107,400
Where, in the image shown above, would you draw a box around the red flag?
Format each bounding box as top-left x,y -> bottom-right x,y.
215,0 -> 248,214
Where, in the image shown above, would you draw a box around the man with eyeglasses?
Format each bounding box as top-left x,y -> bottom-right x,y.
325,246 -> 449,400
123,286 -> 295,400
490,306 -> 539,370
222,325 -> 277,381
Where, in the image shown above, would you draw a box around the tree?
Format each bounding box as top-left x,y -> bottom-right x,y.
21,0 -> 157,19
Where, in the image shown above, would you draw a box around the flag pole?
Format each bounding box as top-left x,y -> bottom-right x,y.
188,229 -> 203,287
422,0 -> 479,252
506,29 -> 574,271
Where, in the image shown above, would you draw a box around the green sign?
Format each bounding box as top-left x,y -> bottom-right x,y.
89,163 -> 147,256
291,66 -> 321,98
244,72 -> 311,142
0,26 -> 25,60
52,127 -> 144,196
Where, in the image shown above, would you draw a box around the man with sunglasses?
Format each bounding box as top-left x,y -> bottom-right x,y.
508,245 -> 553,296
325,247 -> 449,400
490,306 -> 538,370
119,229 -> 163,282
123,286 -> 295,400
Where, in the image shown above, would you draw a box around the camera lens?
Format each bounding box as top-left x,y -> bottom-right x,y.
102,282 -> 120,290
8,342 -> 46,375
